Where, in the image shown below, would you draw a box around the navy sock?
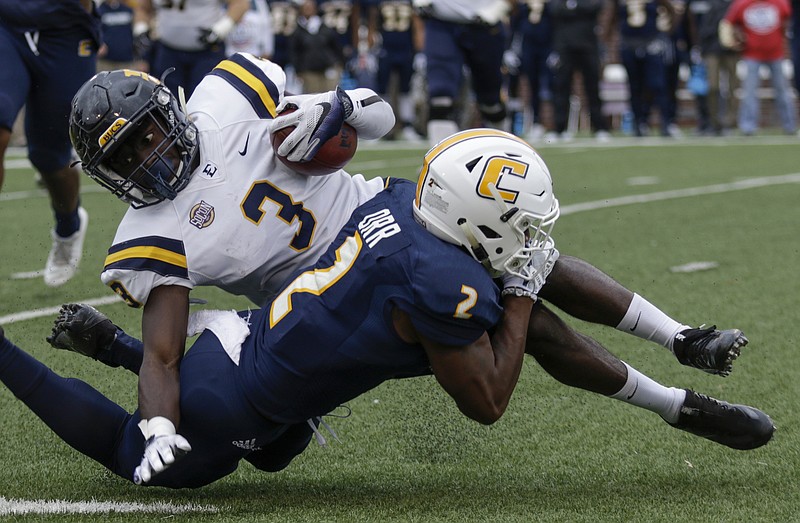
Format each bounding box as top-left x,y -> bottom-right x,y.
106,330 -> 145,374
54,204 -> 81,238
0,336 -> 131,470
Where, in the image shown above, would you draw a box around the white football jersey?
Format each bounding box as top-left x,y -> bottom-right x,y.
156,0 -> 227,51
101,53 -> 385,307
420,0 -> 509,24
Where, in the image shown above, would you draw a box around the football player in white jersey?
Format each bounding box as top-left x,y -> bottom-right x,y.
134,0 -> 250,96
69,53 -> 748,479
69,52 -> 396,454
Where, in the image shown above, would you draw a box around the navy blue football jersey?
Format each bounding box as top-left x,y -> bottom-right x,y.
239,178 -> 503,423
0,0 -> 101,41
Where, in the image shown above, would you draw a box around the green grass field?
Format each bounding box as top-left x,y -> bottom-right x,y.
1,135 -> 799,521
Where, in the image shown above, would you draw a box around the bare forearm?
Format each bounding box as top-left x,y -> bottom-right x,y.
138,360 -> 181,424
487,296 -> 534,405
538,255 -> 632,326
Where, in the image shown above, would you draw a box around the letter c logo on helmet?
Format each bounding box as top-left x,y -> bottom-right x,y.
412,129 -> 560,281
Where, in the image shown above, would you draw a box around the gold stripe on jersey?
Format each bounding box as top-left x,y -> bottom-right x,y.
104,245 -> 188,269
213,59 -> 279,118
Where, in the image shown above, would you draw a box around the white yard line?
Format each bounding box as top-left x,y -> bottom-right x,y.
0,496 -> 217,516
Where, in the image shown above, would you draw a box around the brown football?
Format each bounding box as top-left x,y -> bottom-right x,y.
271,108 -> 358,176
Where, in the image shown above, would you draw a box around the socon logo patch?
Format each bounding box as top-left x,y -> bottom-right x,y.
189,200 -> 215,229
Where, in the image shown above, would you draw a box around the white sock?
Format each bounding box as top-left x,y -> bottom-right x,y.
398,93 -> 416,124
609,362 -> 686,423
615,293 -> 690,351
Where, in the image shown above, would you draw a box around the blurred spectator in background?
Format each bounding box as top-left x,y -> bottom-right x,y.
97,0 -> 141,71
663,0 -> 690,137
0,0 -> 99,287
606,0 -> 677,136
722,0 -> 796,135
697,0 -> 739,135
291,0 -> 345,92
413,0 -> 512,146
683,0 -> 713,135
549,0 -> 610,141
267,0 -> 301,92
366,0 -> 426,140
791,0 -> 800,126
513,0 -> 554,142
319,0 -> 360,64
227,0 -> 274,59
134,0 -> 249,97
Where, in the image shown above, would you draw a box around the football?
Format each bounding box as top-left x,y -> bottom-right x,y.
271,109 -> 358,176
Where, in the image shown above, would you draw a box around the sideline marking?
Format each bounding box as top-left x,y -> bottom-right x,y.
0,496 -> 217,516
0,296 -> 123,325
560,173 -> 800,215
3,172 -> 800,325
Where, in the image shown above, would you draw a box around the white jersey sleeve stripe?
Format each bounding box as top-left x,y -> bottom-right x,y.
209,54 -> 280,119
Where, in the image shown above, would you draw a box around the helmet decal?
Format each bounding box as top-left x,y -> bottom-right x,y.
98,118 -> 129,148
412,128 -> 559,281
476,156 -> 531,204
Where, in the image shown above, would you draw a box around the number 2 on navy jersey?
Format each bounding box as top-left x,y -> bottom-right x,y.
240,180 -> 316,251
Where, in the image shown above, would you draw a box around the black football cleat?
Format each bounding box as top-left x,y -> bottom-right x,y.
47,303 -> 118,360
668,389 -> 775,450
672,325 -> 747,377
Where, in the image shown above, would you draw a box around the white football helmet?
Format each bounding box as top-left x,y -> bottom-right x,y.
412,129 -> 560,280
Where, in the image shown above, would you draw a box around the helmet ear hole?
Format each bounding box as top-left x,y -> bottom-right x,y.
477,225 -> 501,238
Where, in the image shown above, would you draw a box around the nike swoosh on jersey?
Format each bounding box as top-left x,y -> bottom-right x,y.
239,132 -> 250,156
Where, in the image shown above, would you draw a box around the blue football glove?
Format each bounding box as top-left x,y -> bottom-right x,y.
271,87 -> 354,163
133,417 -> 191,485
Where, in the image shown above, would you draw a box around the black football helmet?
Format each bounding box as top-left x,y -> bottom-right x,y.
69,69 -> 199,208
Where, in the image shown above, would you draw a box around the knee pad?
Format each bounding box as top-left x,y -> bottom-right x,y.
478,102 -> 507,125
429,97 -> 454,121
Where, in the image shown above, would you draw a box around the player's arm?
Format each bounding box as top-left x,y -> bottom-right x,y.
133,284 -> 192,485
402,296 -> 534,425
139,284 -> 189,424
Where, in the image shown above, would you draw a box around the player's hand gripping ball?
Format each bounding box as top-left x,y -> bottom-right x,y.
271,107 -> 358,176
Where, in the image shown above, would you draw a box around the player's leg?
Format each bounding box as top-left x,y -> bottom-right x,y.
244,420 -> 317,472
0,24 -> 32,193
524,303 -> 774,450
28,30 -> 94,287
0,326 -> 143,477
462,23 -> 506,130
424,19 -> 463,145
538,255 -> 746,376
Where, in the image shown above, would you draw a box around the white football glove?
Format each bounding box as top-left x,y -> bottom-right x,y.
198,15 -> 235,46
133,417 -> 192,485
271,87 -> 353,163
501,243 -> 559,301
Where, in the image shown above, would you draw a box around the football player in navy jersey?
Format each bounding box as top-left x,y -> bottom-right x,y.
414,0 -> 513,145
366,0 -> 425,140
605,0 -> 677,136
318,0 -> 360,64
1,130 -> 555,487
513,0 -> 554,141
1,130 -> 774,488
0,0 -> 99,287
